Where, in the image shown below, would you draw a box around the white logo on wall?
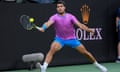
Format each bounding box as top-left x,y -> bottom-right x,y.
76,28 -> 102,40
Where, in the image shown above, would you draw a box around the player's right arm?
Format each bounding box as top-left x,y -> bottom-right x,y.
36,20 -> 54,32
36,15 -> 55,32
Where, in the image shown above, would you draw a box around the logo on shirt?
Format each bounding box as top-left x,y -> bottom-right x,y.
80,4 -> 90,24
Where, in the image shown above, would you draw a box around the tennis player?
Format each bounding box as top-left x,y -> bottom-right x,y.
116,8 -> 120,63
36,1 -> 108,72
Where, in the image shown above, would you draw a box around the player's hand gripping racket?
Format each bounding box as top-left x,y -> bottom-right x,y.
20,15 -> 37,30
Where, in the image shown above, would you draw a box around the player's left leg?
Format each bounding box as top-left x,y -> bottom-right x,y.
65,39 -> 107,72
116,31 -> 120,63
116,41 -> 120,63
118,41 -> 120,59
75,44 -> 108,72
76,44 -> 96,62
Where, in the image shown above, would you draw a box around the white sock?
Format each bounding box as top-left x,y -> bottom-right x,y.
93,61 -> 99,67
43,62 -> 48,69
118,56 -> 120,59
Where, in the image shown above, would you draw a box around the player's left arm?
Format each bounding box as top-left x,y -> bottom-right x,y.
75,21 -> 95,34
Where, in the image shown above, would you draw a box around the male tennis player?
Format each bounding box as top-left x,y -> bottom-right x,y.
36,1 -> 108,72
116,8 -> 120,63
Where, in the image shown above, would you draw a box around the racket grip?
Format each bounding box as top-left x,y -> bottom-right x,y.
35,26 -> 40,30
34,24 -> 45,32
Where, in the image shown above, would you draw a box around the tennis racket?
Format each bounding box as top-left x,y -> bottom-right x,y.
20,15 -> 37,30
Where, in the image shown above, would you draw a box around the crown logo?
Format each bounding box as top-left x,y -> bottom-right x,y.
80,4 -> 90,24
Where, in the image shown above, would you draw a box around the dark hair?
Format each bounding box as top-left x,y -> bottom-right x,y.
56,0 -> 65,6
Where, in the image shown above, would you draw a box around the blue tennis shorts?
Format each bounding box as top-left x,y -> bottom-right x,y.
54,37 -> 81,48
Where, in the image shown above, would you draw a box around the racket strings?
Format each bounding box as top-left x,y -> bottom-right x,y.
20,15 -> 34,30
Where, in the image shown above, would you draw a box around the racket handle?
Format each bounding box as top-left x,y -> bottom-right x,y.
35,26 -> 45,32
35,26 -> 40,30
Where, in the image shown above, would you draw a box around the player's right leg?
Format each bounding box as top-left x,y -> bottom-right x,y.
40,41 -> 62,72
